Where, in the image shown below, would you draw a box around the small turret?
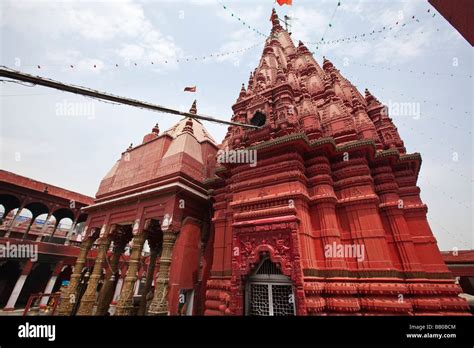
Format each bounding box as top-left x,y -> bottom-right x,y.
142,123 -> 160,144
189,99 -> 197,114
238,83 -> 247,100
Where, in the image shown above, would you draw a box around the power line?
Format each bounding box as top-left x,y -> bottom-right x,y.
0,66 -> 259,129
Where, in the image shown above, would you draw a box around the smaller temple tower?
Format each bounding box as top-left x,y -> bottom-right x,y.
58,101 -> 218,316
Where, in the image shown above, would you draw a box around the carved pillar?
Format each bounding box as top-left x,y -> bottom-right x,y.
36,211 -> 53,242
115,230 -> 147,316
137,246 -> 159,315
76,225 -> 114,315
111,274 -> 125,308
57,231 -> 96,316
21,217 -> 36,240
64,218 -> 79,246
5,204 -> 25,237
95,231 -> 129,316
148,228 -> 177,316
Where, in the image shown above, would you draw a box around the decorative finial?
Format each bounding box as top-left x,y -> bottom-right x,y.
239,83 -> 247,99
152,123 -> 160,134
322,56 -> 333,71
364,88 -> 379,104
270,8 -> 282,30
189,99 -> 197,114
183,101 -> 195,134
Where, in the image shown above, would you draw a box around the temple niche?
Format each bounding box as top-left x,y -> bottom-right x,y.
61,9 -> 469,316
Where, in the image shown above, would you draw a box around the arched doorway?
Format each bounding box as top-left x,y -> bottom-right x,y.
245,256 -> 295,316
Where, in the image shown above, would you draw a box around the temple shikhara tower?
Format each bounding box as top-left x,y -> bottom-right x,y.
50,9 -> 469,316
203,9 -> 468,316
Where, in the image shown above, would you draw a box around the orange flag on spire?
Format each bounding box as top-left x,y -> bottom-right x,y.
276,0 -> 292,6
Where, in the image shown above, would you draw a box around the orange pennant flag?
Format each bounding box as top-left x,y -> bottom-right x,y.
276,0 -> 292,6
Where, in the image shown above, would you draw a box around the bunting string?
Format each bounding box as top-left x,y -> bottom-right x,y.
309,8 -> 436,46
6,41 -> 264,71
358,84 -> 472,135
375,86 -> 472,118
429,216 -> 472,249
352,61 -> 472,79
219,1 -> 267,38
396,118 -> 464,153
314,1 -> 342,44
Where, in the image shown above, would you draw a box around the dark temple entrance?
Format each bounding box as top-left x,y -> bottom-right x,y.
245,256 -> 295,316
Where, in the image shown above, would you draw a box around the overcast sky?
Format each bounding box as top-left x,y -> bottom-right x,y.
0,0 -> 472,251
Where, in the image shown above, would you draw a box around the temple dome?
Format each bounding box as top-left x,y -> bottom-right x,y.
96,100 -> 217,198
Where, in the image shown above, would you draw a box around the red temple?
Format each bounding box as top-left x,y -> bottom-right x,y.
2,8 -> 468,317
202,9 -> 469,316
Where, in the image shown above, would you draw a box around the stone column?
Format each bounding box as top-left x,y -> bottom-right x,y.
148,228 -> 177,316
115,230 -> 147,316
5,205 -> 25,238
57,232 -> 96,316
137,246 -> 159,315
95,239 -> 126,315
47,221 -> 61,242
111,275 -> 125,309
22,217 -> 37,240
64,218 -> 79,246
76,226 -> 113,315
36,212 -> 53,242
39,262 -> 63,309
3,260 -> 34,311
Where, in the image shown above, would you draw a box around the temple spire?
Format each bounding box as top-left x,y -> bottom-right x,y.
322,56 -> 334,71
238,83 -> 247,99
364,88 -> 380,106
270,8 -> 282,32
